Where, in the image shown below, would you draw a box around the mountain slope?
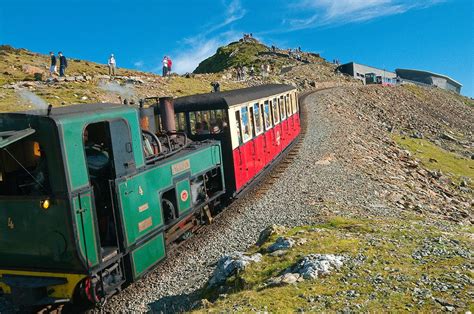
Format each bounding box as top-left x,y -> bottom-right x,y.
0,45 -> 244,112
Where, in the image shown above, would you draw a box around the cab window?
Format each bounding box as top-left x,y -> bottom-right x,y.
0,138 -> 51,196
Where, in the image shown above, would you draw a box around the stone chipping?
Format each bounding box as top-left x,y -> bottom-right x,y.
100,87 -> 414,312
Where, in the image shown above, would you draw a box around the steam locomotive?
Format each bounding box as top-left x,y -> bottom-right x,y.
0,84 -> 300,307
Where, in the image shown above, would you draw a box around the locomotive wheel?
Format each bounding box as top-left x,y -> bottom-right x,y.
77,276 -> 106,308
162,198 -> 176,222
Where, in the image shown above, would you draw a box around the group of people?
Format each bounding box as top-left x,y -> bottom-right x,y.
242,33 -> 253,42
235,63 -> 271,81
49,52 -> 68,77
288,47 -> 303,61
49,52 -> 118,77
332,59 -> 341,65
162,56 -> 173,77
236,66 -> 247,81
195,119 -> 227,135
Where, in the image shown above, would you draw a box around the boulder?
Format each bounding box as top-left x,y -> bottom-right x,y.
288,254 -> 344,280
208,252 -> 262,287
96,74 -> 111,80
267,237 -> 295,253
257,225 -> 287,246
440,132 -> 456,141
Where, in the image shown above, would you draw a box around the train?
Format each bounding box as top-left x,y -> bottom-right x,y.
0,84 -> 301,308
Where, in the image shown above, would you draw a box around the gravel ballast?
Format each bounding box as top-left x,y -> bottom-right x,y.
102,89 -> 384,312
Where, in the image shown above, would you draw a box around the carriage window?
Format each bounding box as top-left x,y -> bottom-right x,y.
279,96 -> 286,120
209,110 -> 227,134
263,101 -> 272,130
240,106 -> 252,142
234,110 -> 243,145
189,110 -> 228,135
249,106 -> 256,138
272,98 -> 280,124
295,93 -> 299,113
175,112 -> 186,132
286,94 -> 292,117
253,103 -> 263,135
190,111 -> 209,135
291,93 -> 296,113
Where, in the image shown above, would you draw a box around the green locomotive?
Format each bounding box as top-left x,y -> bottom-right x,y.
0,99 -> 225,306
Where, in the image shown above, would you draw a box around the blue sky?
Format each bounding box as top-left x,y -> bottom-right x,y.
0,0 -> 473,96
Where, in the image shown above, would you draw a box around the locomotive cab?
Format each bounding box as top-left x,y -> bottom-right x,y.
0,103 -> 226,307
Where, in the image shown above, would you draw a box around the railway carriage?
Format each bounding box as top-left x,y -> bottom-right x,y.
168,84 -> 300,195
0,84 -> 301,308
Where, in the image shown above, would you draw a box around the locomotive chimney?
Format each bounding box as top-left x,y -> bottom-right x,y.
139,99 -> 156,134
159,97 -> 176,134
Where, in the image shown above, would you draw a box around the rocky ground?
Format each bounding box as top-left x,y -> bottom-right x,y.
98,85 -> 472,312
0,43 -> 472,312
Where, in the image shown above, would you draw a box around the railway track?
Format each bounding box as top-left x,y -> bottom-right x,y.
26,88 -> 323,314
253,88 -> 326,196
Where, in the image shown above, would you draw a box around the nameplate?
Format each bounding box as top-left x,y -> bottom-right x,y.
171,159 -> 190,175
138,217 -> 153,232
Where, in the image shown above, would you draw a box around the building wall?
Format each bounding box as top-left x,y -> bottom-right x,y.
352,63 -> 396,80
337,62 -> 396,82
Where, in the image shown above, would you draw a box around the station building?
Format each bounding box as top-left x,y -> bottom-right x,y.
336,62 -> 397,85
395,69 -> 462,94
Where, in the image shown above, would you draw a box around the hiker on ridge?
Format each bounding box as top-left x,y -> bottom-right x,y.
108,54 -> 116,76
49,52 -> 57,76
162,56 -> 168,77
58,52 -> 68,77
167,57 -> 172,76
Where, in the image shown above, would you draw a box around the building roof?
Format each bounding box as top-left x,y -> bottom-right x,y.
173,84 -> 296,112
338,61 -> 396,76
395,68 -> 462,87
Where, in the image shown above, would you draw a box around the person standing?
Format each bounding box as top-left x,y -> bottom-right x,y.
167,57 -> 172,76
49,52 -> 57,76
58,52 -> 68,77
162,56 -> 168,77
108,54 -> 116,76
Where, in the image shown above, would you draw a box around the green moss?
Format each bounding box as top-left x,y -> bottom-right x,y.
402,84 -> 429,101
394,135 -> 474,186
194,41 -> 270,74
197,216 -> 474,312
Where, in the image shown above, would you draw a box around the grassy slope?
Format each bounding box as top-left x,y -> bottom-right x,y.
194,41 -> 269,74
0,45 -> 244,112
394,135 -> 474,187
198,216 -> 473,312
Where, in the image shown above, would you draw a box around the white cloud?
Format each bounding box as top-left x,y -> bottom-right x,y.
285,0 -> 444,30
133,60 -> 144,68
207,0 -> 246,33
173,31 -> 240,74
170,0 -> 245,74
